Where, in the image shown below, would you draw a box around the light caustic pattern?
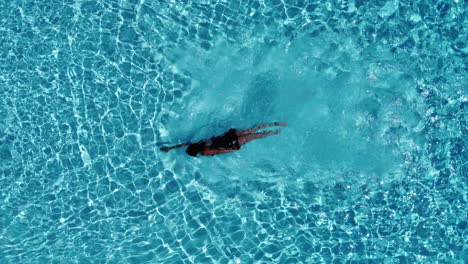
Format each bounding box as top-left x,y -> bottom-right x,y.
0,0 -> 465,263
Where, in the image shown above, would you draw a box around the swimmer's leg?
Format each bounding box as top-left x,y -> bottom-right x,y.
238,122 -> 287,135
238,129 -> 281,145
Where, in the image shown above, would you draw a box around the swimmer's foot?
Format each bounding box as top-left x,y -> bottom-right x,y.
274,122 -> 287,127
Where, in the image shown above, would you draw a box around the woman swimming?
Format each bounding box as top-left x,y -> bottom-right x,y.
160,122 -> 287,156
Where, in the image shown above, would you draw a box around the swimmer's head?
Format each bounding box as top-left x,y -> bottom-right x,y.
186,142 -> 205,157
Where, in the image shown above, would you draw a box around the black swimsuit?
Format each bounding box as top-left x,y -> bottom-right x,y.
209,129 -> 240,150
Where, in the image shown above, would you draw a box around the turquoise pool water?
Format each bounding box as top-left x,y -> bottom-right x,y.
0,0 -> 466,263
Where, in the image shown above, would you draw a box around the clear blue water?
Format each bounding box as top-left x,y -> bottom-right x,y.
0,0 -> 466,263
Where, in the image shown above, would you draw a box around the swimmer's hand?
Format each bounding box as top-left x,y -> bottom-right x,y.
274,122 -> 287,127
160,147 -> 170,152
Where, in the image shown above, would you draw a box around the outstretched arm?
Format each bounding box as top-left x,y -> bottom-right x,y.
160,142 -> 192,152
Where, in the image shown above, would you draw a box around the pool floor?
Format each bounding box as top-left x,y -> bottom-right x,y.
0,0 -> 466,263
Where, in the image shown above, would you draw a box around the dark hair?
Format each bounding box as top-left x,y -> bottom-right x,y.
186,142 -> 205,157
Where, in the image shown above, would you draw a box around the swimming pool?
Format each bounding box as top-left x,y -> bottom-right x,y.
0,0 -> 465,263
